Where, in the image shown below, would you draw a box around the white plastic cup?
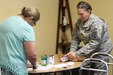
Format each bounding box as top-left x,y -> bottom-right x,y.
47,55 -> 54,65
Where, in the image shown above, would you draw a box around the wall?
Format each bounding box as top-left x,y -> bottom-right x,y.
0,0 -> 113,56
33,0 -> 58,55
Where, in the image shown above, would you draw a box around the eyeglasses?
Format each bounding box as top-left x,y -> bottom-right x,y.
31,18 -> 38,25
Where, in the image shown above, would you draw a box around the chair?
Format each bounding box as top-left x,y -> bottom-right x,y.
90,52 -> 113,75
79,58 -> 108,75
79,52 -> 113,75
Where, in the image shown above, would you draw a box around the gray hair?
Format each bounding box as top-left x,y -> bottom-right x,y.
21,6 -> 40,21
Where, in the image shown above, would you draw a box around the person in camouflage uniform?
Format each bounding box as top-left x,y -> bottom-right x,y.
65,1 -> 113,75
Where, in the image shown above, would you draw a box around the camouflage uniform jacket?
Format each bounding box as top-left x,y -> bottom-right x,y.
70,14 -> 113,57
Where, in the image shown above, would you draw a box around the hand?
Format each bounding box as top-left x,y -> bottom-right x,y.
65,51 -> 79,61
65,51 -> 75,59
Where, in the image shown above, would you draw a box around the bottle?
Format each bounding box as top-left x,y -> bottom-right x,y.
41,55 -> 47,66
63,16 -> 67,26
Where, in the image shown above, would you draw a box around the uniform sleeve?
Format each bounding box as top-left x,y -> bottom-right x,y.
70,23 -> 81,52
76,20 -> 103,55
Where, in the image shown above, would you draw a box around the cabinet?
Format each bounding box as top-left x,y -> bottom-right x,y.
56,0 -> 73,54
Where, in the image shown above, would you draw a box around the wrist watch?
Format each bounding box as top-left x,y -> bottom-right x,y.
33,65 -> 37,69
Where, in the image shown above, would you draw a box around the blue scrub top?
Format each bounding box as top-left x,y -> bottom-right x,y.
0,16 -> 35,75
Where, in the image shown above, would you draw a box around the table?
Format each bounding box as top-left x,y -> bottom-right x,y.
28,54 -> 82,75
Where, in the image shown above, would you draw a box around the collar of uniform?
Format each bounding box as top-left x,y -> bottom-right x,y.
83,14 -> 98,28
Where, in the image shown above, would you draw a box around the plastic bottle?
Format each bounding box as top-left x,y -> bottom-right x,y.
41,55 -> 47,66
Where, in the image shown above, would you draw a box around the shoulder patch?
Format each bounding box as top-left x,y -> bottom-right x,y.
90,31 -> 97,39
